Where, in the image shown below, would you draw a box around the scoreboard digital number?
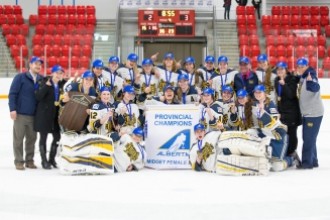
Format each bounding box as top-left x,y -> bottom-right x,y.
138,9 -> 195,37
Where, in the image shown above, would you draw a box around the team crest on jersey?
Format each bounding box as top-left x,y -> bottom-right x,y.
92,104 -> 100,109
124,114 -> 137,126
201,142 -> 214,161
159,129 -> 190,152
190,96 -> 195,102
222,114 -> 228,124
124,142 -> 139,161
249,80 -> 254,84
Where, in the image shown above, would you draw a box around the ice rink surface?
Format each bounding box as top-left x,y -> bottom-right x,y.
1,99 -> 330,220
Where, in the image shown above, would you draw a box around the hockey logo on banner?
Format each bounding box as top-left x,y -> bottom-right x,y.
145,105 -> 199,169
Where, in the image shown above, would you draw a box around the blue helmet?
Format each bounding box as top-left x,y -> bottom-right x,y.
127,53 -> 138,62
178,73 -> 189,81
123,85 -> 135,94
163,85 -> 175,93
237,89 -> 248,98
164,52 -> 174,60
253,84 -> 266,93
257,54 -> 268,62
239,56 -> 250,64
202,87 -> 215,96
132,127 -> 144,137
92,59 -> 104,68
276,61 -> 288,69
51,65 -> 64,74
205,55 -> 215,63
82,70 -> 94,79
142,58 -> 153,66
194,123 -> 205,132
221,85 -> 233,93
100,86 -> 112,93
184,56 -> 195,64
297,57 -> 308,66
218,56 -> 228,63
108,56 -> 119,63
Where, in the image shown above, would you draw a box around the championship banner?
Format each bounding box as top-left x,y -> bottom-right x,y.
144,104 -> 199,169
119,0 -> 214,8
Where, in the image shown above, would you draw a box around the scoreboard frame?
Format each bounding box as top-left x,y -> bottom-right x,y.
138,9 -> 195,38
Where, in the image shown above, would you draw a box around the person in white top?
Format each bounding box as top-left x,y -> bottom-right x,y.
255,54 -> 277,102
154,52 -> 179,95
211,56 -> 237,99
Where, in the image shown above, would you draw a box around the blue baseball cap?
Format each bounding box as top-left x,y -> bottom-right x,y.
142,58 -> 153,66
51,65 -> 64,74
108,56 -> 119,63
164,52 -> 174,60
184,56 -> 195,64
123,85 -> 135,94
30,56 -> 44,64
132,127 -> 144,137
194,123 -> 205,132
276,61 -> 288,69
237,89 -> 248,98
178,73 -> 189,81
297,57 -> 308,66
82,70 -> 94,79
253,84 -> 265,93
205,55 -> 215,63
221,85 -> 233,93
127,53 -> 138,62
202,87 -> 215,96
92,59 -> 104,68
257,54 -> 268,62
239,56 -> 250,64
100,86 -> 112,93
163,85 -> 175,93
218,56 -> 228,63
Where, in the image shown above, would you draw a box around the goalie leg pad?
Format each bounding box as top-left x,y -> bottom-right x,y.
218,137 -> 267,157
59,155 -> 114,175
216,155 -> 270,176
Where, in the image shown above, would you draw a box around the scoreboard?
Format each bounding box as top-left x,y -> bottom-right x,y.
138,9 -> 195,37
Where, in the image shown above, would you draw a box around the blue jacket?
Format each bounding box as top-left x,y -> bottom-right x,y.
233,71 -> 259,98
8,72 -> 43,116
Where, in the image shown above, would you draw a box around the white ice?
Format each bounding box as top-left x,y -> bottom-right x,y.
1,99 -> 330,220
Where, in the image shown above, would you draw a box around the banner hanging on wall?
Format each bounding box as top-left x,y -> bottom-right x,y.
119,0 -> 214,8
144,104 -> 200,169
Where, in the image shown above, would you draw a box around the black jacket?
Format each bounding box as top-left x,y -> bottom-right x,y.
233,71 -> 259,98
236,0 -> 248,6
252,0 -> 261,7
274,74 -> 302,127
34,77 -> 66,133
